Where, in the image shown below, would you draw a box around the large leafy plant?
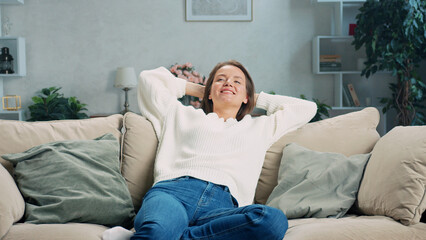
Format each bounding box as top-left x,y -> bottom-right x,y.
28,87 -> 89,121
352,0 -> 426,126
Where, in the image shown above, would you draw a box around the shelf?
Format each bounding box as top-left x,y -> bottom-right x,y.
313,36 -> 365,74
0,0 -> 24,4
313,0 -> 390,134
0,109 -> 25,121
314,0 -> 364,4
0,37 -> 26,77
317,71 -> 392,75
313,0 -> 364,35
331,106 -> 364,110
317,71 -> 361,75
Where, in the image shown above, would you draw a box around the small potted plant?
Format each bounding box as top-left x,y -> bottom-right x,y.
28,87 -> 89,121
300,94 -> 331,122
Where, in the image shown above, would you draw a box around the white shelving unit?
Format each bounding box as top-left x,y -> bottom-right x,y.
0,109 -> 25,120
0,0 -> 26,121
312,0 -> 391,135
0,37 -> 26,77
0,0 -> 24,4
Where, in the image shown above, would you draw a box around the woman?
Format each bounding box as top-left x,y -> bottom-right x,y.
103,60 -> 317,240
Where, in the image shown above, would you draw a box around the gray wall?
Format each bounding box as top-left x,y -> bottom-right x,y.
2,0 -> 422,129
2,0 -> 334,116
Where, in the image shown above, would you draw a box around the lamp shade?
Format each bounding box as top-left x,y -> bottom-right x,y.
114,67 -> 137,89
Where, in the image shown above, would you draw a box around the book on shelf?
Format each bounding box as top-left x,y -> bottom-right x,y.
320,67 -> 342,71
320,55 -> 342,71
320,63 -> 342,71
320,62 -> 342,67
320,55 -> 341,62
347,83 -> 360,107
342,86 -> 354,107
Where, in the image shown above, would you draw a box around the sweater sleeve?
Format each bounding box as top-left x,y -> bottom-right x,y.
255,91 -> 317,144
137,66 -> 187,136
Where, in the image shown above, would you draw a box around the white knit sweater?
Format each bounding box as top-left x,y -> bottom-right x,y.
137,67 -> 317,206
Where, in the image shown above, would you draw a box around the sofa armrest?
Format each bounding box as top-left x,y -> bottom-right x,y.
0,164 -> 25,239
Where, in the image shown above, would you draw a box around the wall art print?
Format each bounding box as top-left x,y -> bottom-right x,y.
186,0 -> 252,22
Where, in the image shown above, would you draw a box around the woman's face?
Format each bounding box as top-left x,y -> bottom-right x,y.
209,65 -> 248,110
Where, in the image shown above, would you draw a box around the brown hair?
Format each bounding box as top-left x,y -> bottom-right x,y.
201,60 -> 256,121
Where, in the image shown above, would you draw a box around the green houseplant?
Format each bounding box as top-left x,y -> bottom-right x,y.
300,94 -> 332,122
28,87 -> 89,121
269,91 -> 331,122
352,0 -> 426,126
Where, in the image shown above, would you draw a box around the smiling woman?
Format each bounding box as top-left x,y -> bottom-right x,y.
103,60 -> 317,240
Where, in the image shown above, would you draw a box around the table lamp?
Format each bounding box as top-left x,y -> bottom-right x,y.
114,67 -> 137,114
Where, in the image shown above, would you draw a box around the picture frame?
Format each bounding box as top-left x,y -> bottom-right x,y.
186,0 -> 253,22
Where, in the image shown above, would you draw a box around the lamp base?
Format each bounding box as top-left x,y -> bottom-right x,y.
119,88 -> 132,115
120,109 -> 133,115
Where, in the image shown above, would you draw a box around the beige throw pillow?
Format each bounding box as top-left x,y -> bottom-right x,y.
357,126 -> 426,225
0,115 -> 123,174
255,107 -> 381,204
0,164 -> 25,239
121,112 -> 158,212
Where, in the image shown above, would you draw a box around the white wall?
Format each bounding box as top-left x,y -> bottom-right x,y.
3,0 -> 335,116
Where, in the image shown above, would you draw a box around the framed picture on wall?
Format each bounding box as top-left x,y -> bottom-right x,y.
186,0 -> 253,22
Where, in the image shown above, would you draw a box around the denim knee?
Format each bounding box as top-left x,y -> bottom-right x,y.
131,222 -> 169,240
250,205 -> 288,240
264,206 -> 288,239
132,190 -> 188,240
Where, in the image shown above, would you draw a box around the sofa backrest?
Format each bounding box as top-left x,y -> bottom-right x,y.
121,107 -> 381,211
121,112 -> 158,211
0,115 -> 123,174
0,107 -> 381,213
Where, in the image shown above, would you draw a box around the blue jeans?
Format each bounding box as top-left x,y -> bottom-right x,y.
131,176 -> 288,240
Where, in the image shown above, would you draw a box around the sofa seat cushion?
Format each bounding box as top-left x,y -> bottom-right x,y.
0,115 -> 123,174
2,223 -> 107,240
256,107 -> 380,204
285,215 -> 426,240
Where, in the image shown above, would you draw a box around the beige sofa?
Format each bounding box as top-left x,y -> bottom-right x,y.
0,107 -> 425,240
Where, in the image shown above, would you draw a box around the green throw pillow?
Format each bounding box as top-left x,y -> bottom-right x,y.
266,143 -> 370,219
2,133 -> 135,228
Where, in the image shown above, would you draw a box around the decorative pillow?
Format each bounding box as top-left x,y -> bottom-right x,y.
266,143 -> 370,219
0,114 -> 123,174
357,126 -> 426,225
2,133 -> 135,228
256,107 -> 380,204
0,164 -> 25,239
121,112 -> 158,212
